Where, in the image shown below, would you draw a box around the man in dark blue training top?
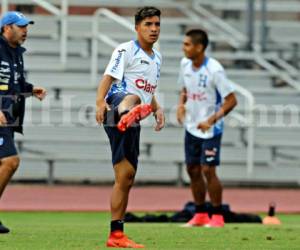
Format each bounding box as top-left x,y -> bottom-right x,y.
0,11 -> 47,233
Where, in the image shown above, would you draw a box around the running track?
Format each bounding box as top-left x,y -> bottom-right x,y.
0,185 -> 299,213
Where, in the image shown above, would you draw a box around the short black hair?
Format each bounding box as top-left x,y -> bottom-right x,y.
135,6 -> 161,25
185,29 -> 209,50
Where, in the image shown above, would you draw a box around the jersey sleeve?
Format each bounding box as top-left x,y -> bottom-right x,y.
214,69 -> 235,98
104,44 -> 129,81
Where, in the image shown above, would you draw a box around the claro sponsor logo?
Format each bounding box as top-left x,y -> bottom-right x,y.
111,49 -> 126,72
135,79 -> 157,94
187,92 -> 207,101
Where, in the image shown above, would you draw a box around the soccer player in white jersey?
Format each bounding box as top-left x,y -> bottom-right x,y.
96,6 -> 164,248
177,29 -> 237,227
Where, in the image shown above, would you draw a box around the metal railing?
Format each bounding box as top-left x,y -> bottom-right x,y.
90,8 -> 137,85
253,53 -> 300,92
192,1 -> 300,90
192,1 -> 247,49
1,0 -> 68,67
211,51 -> 300,92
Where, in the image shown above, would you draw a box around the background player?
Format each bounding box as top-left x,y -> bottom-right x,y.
177,29 -> 237,228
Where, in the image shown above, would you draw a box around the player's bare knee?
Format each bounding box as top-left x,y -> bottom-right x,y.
202,167 -> 212,181
202,167 -> 217,182
124,172 -> 135,186
128,173 -> 135,188
11,156 -> 20,171
187,165 -> 201,179
126,179 -> 134,190
5,156 -> 20,172
119,180 -> 134,191
116,172 -> 135,189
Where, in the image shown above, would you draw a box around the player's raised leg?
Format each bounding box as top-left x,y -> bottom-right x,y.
117,95 -> 152,132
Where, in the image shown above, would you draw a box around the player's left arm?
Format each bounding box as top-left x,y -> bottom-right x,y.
151,95 -> 165,131
198,92 -> 237,132
198,69 -> 237,132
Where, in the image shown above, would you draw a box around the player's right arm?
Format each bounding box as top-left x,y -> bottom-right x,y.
176,87 -> 187,125
176,58 -> 188,125
95,75 -> 115,124
95,43 -> 129,124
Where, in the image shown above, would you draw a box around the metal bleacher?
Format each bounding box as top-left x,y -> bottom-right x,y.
1,0 -> 299,185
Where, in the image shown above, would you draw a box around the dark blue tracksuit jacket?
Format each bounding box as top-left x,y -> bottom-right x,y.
0,35 -> 33,134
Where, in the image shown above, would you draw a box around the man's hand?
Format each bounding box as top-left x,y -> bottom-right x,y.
0,111 -> 7,126
96,99 -> 108,124
197,117 -> 214,133
154,108 -> 165,131
176,105 -> 185,125
33,87 -> 47,100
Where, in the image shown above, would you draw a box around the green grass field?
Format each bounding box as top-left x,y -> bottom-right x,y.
0,212 -> 299,250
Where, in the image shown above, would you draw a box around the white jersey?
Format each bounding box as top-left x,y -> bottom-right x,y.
178,57 -> 234,139
104,40 -> 162,104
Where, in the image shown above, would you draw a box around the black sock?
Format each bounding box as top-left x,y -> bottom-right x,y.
195,203 -> 208,213
212,205 -> 223,215
111,220 -> 124,233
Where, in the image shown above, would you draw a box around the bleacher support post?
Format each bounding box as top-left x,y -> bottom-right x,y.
47,160 -> 55,185
292,43 -> 299,69
246,0 -> 255,50
175,161 -> 184,187
260,0 -> 268,52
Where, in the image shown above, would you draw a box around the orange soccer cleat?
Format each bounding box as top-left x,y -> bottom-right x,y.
181,213 -> 210,227
106,230 -> 145,248
117,104 -> 152,132
206,214 -> 225,228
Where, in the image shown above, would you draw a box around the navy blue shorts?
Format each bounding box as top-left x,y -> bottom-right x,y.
185,130 -> 222,167
0,127 -> 18,158
104,92 -> 140,169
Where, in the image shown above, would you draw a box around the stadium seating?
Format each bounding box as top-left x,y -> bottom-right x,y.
4,0 -> 299,185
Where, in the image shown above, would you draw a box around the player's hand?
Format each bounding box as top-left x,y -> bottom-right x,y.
197,118 -> 213,132
96,99 -> 107,124
176,105 -> 185,125
33,87 -> 47,100
154,108 -> 165,131
0,111 -> 7,126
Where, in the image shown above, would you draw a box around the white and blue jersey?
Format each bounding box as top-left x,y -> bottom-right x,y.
178,56 -> 234,139
104,40 -> 162,104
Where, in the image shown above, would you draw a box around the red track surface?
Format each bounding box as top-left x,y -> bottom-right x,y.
0,185 -> 299,213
